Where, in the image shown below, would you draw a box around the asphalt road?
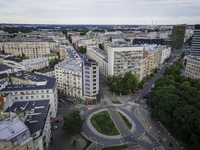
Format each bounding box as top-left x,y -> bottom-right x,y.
131,53 -> 181,104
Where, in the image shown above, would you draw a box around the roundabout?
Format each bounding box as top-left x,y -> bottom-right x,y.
81,103 -> 157,150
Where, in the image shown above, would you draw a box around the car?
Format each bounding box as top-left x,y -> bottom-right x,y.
135,90 -> 140,93
59,99 -> 65,103
135,89 -> 140,91
54,119 -> 62,123
143,95 -> 148,98
52,126 -> 58,130
148,90 -> 151,93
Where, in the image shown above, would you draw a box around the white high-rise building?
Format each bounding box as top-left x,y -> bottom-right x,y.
108,45 -> 143,79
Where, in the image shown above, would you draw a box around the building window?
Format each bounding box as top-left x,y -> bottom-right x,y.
15,92 -> 18,94
15,97 -> 18,100
13,138 -> 18,146
85,83 -> 90,86
36,95 -> 39,98
31,96 -> 34,99
46,90 -> 49,93
85,79 -> 90,82
42,95 -> 44,98
85,67 -> 90,70
85,71 -> 90,74
85,75 -> 90,78
36,91 -> 39,93
22,133 -> 26,140
26,96 -> 28,99
86,87 -> 90,90
86,91 -> 90,94
20,97 -> 23,100
41,90 -> 44,93
47,95 -> 49,98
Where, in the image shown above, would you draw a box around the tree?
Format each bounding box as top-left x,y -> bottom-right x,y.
99,43 -> 104,50
31,69 -> 36,73
21,53 -> 29,60
138,79 -> 145,89
109,37 -> 112,42
154,68 -> 158,74
180,52 -> 185,59
146,75 -> 151,80
49,57 -> 61,68
62,110 -> 85,136
181,81 -> 191,91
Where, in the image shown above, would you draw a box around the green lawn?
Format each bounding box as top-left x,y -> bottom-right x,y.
112,101 -> 122,104
91,111 -> 120,136
118,112 -> 132,130
101,144 -> 128,150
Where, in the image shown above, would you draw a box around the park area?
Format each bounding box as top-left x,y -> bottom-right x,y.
91,111 -> 120,136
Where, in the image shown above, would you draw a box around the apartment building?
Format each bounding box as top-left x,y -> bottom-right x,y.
108,45 -> 143,79
4,100 -> 51,150
190,24 -> 200,56
141,50 -> 148,79
185,56 -> 200,79
87,47 -> 108,77
0,115 -> 34,150
172,24 -> 186,50
0,72 -> 58,118
55,59 -> 82,98
3,41 -> 50,59
82,59 -> 99,101
59,44 -> 74,60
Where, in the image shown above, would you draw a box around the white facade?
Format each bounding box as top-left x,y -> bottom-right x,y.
148,32 -> 157,39
55,59 -> 83,98
20,57 -> 49,72
108,46 -> 143,79
82,60 -> 99,101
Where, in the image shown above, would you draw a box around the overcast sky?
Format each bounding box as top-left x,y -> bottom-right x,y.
0,0 -> 200,25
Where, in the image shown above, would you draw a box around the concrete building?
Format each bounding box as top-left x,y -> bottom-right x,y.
82,59 -> 99,102
55,59 -> 82,98
190,24 -> 200,56
107,45 -> 143,79
3,41 -> 50,59
87,47 -> 108,77
5,100 -> 51,150
0,73 -> 9,82
0,115 -> 34,150
0,64 -> 15,75
20,57 -> 49,72
185,56 -> 200,79
171,24 -> 186,50
3,56 -> 23,72
0,73 -> 58,118
141,50 -> 148,79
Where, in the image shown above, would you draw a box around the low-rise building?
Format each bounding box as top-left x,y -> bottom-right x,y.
44,53 -> 58,60
35,68 -> 55,77
0,64 -> 15,75
0,73 -> 58,118
0,73 -> 9,82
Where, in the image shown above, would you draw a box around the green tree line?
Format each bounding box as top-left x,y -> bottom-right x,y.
147,60 -> 200,149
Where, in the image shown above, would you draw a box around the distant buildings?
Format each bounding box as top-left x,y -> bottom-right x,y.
132,38 -> 165,45
171,24 -> 186,50
190,24 -> 200,56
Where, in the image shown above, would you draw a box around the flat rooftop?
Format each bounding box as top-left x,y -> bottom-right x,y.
20,57 -> 48,66
56,59 -> 82,71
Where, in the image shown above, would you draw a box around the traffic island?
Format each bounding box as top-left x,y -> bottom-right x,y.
91,110 -> 120,136
118,112 -> 132,130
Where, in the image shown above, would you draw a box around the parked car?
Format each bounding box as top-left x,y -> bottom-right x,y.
54,119 -> 62,123
143,95 -> 148,98
59,99 -> 65,103
148,90 -> 151,93
135,90 -> 140,93
52,126 -> 58,130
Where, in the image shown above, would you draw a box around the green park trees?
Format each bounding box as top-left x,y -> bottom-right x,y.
106,71 -> 139,95
62,110 -> 85,136
147,62 -> 200,149
98,43 -> 104,50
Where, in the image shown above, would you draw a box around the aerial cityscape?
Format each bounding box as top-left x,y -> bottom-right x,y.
0,1 -> 200,150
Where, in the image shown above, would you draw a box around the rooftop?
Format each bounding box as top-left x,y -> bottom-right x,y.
56,59 -> 82,71
35,68 -> 54,73
20,57 -> 48,66
0,73 -> 8,80
1,73 -> 56,91
0,115 -> 28,141
5,100 -> 50,135
4,56 -> 22,63
44,53 -> 58,57
0,64 -> 12,71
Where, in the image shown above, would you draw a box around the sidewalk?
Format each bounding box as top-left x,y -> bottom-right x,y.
135,102 -> 183,150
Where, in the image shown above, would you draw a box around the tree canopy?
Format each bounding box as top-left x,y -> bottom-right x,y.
147,61 -> 200,149
62,110 -> 85,136
99,43 -> 104,50
107,71 -> 139,95
49,57 -> 61,68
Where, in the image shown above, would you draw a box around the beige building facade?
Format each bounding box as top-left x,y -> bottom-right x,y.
185,56 -> 200,79
4,41 -> 50,59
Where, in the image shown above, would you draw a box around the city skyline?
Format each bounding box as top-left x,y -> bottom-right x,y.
0,0 -> 200,25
